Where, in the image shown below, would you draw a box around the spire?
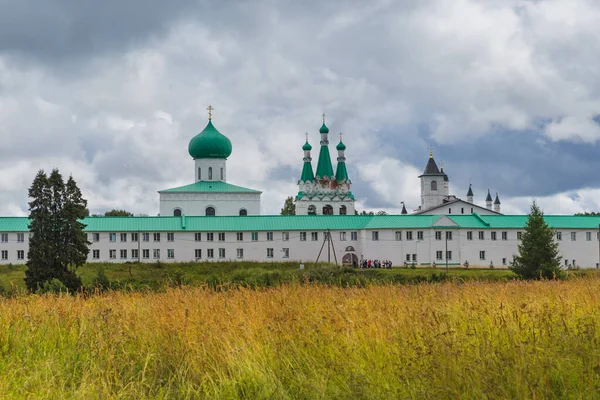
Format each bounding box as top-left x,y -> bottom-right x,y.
401,202 -> 407,215
418,151 -> 443,177
493,192 -> 501,213
440,162 -> 449,182
299,133 -> 315,183
494,193 -> 501,205
486,190 -> 493,202
335,132 -> 349,182
315,117 -> 334,179
467,184 -> 474,197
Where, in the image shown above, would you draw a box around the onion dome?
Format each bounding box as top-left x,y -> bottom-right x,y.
319,123 -> 329,134
188,120 -> 232,159
302,140 -> 312,151
336,139 -> 346,151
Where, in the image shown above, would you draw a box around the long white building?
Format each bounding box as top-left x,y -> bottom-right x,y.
1,213 -> 599,268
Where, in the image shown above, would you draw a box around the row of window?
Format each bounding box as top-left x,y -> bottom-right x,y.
556,232 -> 596,241
406,251 -> 510,265
94,248 -> 291,260
89,231 -> 360,243
0,233 -> 26,243
0,250 -> 25,260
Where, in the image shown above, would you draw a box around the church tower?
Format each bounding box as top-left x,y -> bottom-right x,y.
295,115 -> 355,215
419,151 -> 449,210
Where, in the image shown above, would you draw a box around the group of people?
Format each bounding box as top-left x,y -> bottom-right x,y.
357,259 -> 393,269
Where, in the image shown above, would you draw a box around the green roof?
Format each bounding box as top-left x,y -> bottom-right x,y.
188,120 -> 232,159
315,145 -> 334,179
299,161 -> 315,183
2,214 -> 600,233
335,159 -> 349,182
159,181 -> 261,194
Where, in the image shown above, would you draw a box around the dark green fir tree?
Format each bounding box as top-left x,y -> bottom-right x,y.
510,201 -> 563,280
280,196 -> 296,215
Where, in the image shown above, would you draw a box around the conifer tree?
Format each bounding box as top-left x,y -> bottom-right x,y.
26,170 -> 89,292
510,201 -> 563,279
280,196 -> 296,215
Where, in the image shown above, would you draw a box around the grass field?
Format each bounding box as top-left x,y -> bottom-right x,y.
1,277 -> 600,398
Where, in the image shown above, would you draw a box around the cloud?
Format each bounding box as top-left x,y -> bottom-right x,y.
1,0 -> 600,217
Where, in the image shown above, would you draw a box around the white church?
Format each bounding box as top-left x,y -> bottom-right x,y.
1,108 -> 600,269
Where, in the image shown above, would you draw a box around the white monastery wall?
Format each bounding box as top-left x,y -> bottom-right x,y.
159,192 -> 261,216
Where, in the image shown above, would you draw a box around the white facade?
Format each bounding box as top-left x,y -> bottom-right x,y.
416,199 -> 500,216
159,192 -> 261,217
195,159 -> 226,182
2,220 -> 599,269
420,175 -> 449,211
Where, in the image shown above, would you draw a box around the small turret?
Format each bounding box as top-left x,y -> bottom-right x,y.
401,202 -> 407,215
467,184 -> 474,203
486,189 -> 493,210
494,193 -> 501,213
335,133 -> 349,183
298,133 -> 315,183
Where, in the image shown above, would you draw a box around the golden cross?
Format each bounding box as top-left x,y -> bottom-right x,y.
305,132 -> 309,142
207,105 -> 214,120
322,112 -> 326,124
340,132 -> 343,141
429,146 -> 434,158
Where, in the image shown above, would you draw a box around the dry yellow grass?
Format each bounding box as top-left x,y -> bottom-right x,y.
1,278 -> 600,398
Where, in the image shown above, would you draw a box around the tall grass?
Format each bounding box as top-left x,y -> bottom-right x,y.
1,277 -> 600,398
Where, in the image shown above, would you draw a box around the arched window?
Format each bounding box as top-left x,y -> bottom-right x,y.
308,205 -> 316,215
198,167 -> 201,180
220,168 -> 224,181
173,209 -> 182,217
431,180 -> 438,191
345,246 -> 355,252
208,167 -> 213,180
323,205 -> 333,215
205,207 -> 215,216
239,209 -> 247,216
339,205 -> 347,215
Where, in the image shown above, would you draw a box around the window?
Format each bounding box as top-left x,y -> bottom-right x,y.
431,180 -> 437,191
219,248 -> 225,258
239,209 -> 247,216
208,167 -> 212,180
445,231 -> 452,241
167,233 -> 174,242
372,231 -> 379,241
406,254 -> 411,262
198,167 -> 201,180
17,233 -> 24,243
0,250 -> 7,260
168,249 -> 175,259
173,209 -> 182,217
446,251 -> 452,260
93,233 -> 100,242
587,232 -> 592,241
461,208 -> 464,214
502,258 -> 507,266
194,232 -> 202,242
435,231 -> 442,240
448,208 -> 452,214
131,249 -> 139,259
131,233 -> 138,242
300,232 -> 307,242
340,205 -> 347,215
573,259 -> 576,266
207,233 -> 214,242
412,254 -> 417,262
283,248 -> 290,258
323,205 -> 333,215
17,250 -> 24,260
406,231 -> 413,241
282,232 -> 289,241
153,249 -> 160,259
478,231 -> 484,240
142,249 -> 150,259
218,233 -> 225,242
252,232 -> 258,241
491,232 -> 497,241
207,249 -> 214,259
220,168 -> 223,181
109,250 -> 116,259
142,233 -> 150,242
237,232 -> 244,241
436,251 -> 443,260
0,234 -> 8,243
311,232 -> 318,241
120,233 -> 127,242
237,248 -> 244,259
109,233 -> 116,242
467,231 -> 473,240
556,232 -> 562,241
417,231 -> 424,240
340,232 -> 347,241
502,231 -> 508,241
195,249 -> 202,259
479,251 -> 485,260
571,232 -> 576,241
92,250 -> 100,259
267,232 -> 273,241
351,232 -> 358,241
120,249 -> 127,259
308,205 -> 316,215
267,248 -> 274,258
471,208 -> 474,213
206,207 -> 216,216
395,231 -> 402,241
153,233 -> 160,242
517,232 -> 522,240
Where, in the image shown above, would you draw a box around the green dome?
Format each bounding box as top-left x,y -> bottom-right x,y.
319,123 -> 329,134
336,140 -> 346,151
188,120 -> 232,159
302,140 -> 312,151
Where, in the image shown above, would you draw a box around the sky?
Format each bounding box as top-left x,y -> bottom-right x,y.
1,0 -> 600,216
